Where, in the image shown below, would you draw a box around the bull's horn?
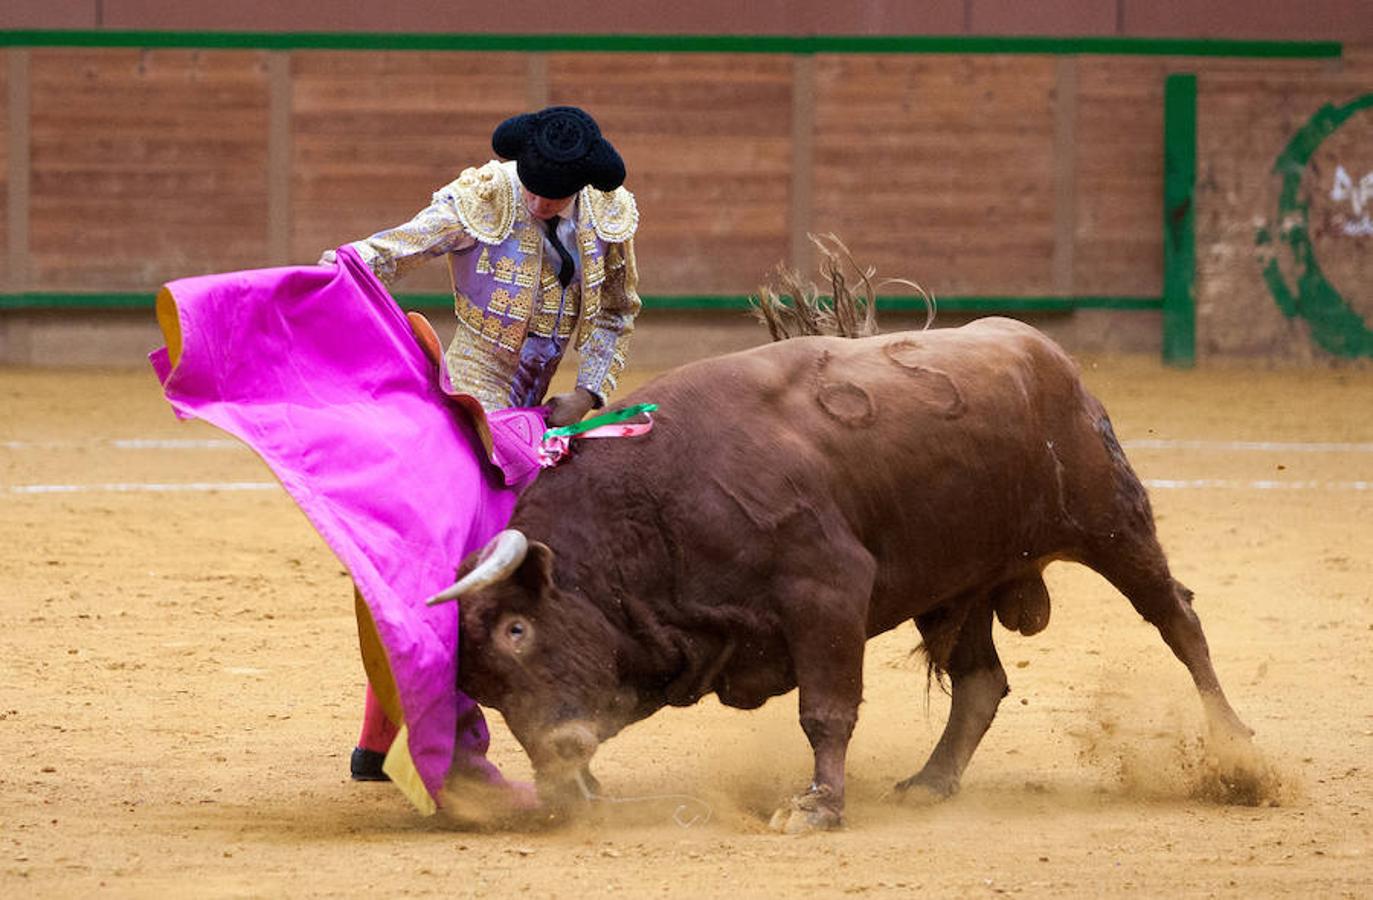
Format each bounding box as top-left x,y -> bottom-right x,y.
425,530 -> 529,606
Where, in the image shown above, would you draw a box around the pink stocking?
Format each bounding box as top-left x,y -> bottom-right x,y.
357,685 -> 399,753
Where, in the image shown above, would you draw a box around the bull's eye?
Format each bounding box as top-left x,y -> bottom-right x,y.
502,616 -> 532,654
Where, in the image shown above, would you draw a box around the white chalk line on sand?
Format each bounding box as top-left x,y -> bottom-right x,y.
7,482 -> 278,494
5,479 -> 1372,495
1121,439 -> 1373,453
2,438 -> 242,450
1143,478 -> 1373,491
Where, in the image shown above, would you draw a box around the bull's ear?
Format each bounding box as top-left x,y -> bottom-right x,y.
513,540 -> 555,596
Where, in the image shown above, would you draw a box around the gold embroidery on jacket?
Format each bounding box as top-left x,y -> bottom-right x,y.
529,310 -> 556,338
517,223 -> 542,254
540,282 -> 562,315
578,227 -> 597,254
475,246 -> 492,275
492,256 -> 516,284
499,321 -> 527,352
584,255 -> 606,287
487,288 -> 511,316
582,283 -> 602,320
456,294 -> 486,334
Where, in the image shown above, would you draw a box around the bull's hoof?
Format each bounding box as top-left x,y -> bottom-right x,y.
891,771 -> 959,806
768,785 -> 843,835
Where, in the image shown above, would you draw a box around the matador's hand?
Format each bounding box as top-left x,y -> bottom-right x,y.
544,388 -> 598,428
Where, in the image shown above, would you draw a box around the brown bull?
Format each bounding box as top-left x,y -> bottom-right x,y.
431,316 -> 1253,832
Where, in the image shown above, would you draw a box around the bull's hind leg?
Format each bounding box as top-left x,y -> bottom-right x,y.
894,597 -> 1008,802
1082,413 -> 1252,746
1085,536 -> 1252,746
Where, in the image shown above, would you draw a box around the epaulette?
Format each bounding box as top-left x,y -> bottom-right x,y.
444,160 -> 520,245
582,184 -> 639,243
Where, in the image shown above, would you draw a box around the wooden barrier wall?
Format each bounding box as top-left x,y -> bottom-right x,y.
0,45 -> 1331,296
28,49 -> 271,290
2,41 -> 1371,361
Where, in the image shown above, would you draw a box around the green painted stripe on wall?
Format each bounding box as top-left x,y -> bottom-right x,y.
0,30 -> 1343,58
0,292 -> 1163,312
1162,73 -> 1198,368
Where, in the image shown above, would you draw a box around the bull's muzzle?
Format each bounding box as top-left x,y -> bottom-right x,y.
538,721 -> 599,771
529,721 -> 602,813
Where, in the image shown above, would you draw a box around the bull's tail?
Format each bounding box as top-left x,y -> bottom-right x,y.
750,234 -> 932,342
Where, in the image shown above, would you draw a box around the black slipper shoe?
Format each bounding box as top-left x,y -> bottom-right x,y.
350,746 -> 390,782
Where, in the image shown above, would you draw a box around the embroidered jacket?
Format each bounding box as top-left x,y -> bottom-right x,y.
349,160 -> 641,411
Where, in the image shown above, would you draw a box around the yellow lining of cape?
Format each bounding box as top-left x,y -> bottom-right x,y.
383,727 -> 436,817
156,286 -> 183,367
354,589 -> 435,816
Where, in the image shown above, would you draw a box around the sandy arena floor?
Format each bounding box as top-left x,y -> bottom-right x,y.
2,353 -> 1372,898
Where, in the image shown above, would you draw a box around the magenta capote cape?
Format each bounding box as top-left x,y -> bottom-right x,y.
149,245 -> 546,812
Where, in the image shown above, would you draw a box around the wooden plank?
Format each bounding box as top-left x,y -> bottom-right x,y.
1072,56 -> 1164,295
0,0 -> 99,29
267,52 -> 291,267
1,51 -> 11,291
971,0 -> 1118,35
789,55 -> 814,277
27,48 -> 271,290
548,52 -> 794,294
94,2 -> 960,37
5,49 -> 28,293
1123,0 -> 1373,42
290,51 -> 527,292
1052,56 -> 1078,294
811,54 -> 1059,295
3,49 -> 27,359
525,53 -> 548,111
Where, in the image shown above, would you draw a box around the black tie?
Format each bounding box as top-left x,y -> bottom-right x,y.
544,216 -> 576,289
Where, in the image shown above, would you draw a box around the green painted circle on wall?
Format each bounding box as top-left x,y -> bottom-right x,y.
1259,93 -> 1373,357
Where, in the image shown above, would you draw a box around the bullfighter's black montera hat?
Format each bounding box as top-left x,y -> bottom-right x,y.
492,105 -> 625,199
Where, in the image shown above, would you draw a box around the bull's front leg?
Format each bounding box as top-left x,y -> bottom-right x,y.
769,585 -> 869,834
767,691 -> 859,834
